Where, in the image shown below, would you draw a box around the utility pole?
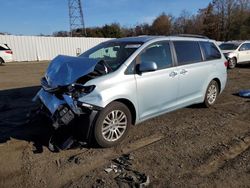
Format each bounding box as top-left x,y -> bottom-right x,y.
68,0 -> 87,37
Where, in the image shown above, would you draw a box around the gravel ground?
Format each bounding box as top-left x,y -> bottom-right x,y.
0,62 -> 249,188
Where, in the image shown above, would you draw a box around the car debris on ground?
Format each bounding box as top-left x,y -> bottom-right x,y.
26,105 -> 87,152
239,90 -> 250,98
103,154 -> 150,187
68,155 -> 81,165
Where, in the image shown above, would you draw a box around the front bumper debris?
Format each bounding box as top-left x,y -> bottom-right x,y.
33,89 -> 103,150
52,105 -> 75,129
36,89 -> 81,116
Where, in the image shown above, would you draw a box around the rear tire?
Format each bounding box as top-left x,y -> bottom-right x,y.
203,80 -> 219,108
0,58 -> 4,65
228,57 -> 237,69
94,102 -> 131,148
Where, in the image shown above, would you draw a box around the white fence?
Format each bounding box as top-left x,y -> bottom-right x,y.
0,35 -> 112,62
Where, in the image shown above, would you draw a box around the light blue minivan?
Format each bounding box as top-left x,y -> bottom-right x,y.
36,36 -> 228,148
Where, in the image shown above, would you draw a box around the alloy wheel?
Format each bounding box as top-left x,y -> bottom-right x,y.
207,84 -> 217,105
101,110 -> 127,142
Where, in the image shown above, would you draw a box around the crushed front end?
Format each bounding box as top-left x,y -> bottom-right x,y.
33,55 -> 108,150
34,81 -> 103,151
36,84 -> 102,130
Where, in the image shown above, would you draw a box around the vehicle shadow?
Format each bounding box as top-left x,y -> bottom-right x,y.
0,86 -> 92,153
236,64 -> 250,69
0,86 -> 55,153
186,103 -> 206,109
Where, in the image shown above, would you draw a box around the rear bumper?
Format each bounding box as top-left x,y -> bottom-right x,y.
2,55 -> 13,62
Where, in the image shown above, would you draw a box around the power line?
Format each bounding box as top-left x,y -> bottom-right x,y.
68,0 -> 86,37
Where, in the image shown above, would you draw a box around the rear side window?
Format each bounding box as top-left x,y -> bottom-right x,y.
173,41 -> 202,65
200,42 -> 221,60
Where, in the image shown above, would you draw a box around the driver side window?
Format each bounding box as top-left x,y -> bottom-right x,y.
139,41 -> 173,70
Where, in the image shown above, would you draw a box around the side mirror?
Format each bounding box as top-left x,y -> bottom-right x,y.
139,61 -> 157,73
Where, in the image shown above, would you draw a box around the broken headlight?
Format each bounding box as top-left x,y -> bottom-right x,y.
67,84 -> 95,99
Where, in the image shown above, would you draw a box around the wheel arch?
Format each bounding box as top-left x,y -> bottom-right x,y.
212,78 -> 221,93
202,77 -> 222,102
113,98 -> 137,125
230,56 -> 238,63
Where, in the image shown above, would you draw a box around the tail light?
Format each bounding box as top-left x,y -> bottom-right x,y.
224,61 -> 229,68
5,50 -> 13,54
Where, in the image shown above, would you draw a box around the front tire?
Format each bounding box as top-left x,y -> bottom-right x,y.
203,80 -> 219,108
94,102 -> 131,148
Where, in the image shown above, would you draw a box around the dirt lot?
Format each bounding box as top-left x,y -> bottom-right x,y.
0,62 -> 250,188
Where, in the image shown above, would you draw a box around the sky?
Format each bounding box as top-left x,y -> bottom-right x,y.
0,0 -> 212,36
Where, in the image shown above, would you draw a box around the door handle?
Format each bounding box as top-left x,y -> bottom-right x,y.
180,69 -> 188,75
169,71 -> 178,78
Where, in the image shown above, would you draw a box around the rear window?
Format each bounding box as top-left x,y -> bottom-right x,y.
200,42 -> 221,60
219,43 -> 239,50
0,46 -> 7,50
0,44 -> 10,50
173,41 -> 202,65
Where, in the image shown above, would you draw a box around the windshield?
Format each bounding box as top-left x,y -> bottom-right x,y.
79,41 -> 142,71
219,43 -> 240,50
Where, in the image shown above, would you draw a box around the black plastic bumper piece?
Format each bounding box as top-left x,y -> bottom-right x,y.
49,103 -> 102,143
52,105 -> 75,129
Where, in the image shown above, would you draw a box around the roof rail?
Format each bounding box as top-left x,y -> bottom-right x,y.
172,34 -> 209,39
226,40 -> 244,43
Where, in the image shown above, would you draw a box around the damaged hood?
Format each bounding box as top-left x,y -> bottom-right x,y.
45,55 -> 100,87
